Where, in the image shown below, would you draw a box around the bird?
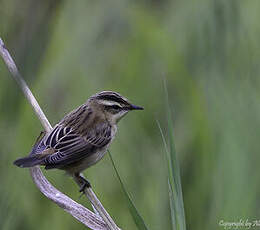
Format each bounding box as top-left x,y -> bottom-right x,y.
14,91 -> 143,191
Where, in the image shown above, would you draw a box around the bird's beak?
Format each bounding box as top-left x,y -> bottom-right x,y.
129,104 -> 144,110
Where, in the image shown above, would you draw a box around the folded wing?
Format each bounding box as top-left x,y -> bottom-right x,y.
42,123 -> 111,169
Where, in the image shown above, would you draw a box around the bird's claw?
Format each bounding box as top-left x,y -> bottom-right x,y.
79,180 -> 91,193
74,173 -> 91,195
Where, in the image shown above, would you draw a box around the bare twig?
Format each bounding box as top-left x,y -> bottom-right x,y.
0,38 -> 120,230
30,166 -> 108,229
0,40 -> 52,133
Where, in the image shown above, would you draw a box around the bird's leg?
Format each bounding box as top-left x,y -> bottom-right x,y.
73,173 -> 91,193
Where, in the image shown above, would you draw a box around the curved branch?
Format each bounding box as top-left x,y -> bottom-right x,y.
0,38 -> 120,230
30,167 -> 107,229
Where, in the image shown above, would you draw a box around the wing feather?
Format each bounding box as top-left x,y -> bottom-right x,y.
42,123 -> 112,168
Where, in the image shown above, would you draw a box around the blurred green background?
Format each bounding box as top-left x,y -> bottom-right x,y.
1,0 -> 260,229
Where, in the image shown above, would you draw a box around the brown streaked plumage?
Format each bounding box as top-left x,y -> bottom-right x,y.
14,91 -> 143,189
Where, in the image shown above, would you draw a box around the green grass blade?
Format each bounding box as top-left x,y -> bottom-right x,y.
156,81 -> 186,230
157,121 -> 179,229
108,151 -> 149,230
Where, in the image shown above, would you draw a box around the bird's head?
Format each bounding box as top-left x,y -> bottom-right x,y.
88,91 -> 143,124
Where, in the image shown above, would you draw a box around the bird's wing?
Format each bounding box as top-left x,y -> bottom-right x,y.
42,123 -> 111,168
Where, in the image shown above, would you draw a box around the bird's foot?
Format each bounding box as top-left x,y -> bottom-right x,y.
79,179 -> 91,193
74,173 -> 91,194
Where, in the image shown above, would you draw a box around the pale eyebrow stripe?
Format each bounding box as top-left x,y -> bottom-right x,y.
98,100 -> 122,107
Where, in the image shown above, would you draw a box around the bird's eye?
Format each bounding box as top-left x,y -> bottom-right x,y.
111,105 -> 121,110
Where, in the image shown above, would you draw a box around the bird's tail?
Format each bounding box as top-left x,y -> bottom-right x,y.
13,154 -> 44,168
14,131 -> 47,168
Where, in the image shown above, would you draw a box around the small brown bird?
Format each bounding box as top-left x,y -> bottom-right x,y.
14,91 -> 143,190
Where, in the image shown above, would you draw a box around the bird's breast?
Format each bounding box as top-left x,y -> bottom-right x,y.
65,146 -> 109,174
65,125 -> 117,175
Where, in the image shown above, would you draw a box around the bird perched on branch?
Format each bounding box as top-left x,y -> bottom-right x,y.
14,91 -> 143,191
